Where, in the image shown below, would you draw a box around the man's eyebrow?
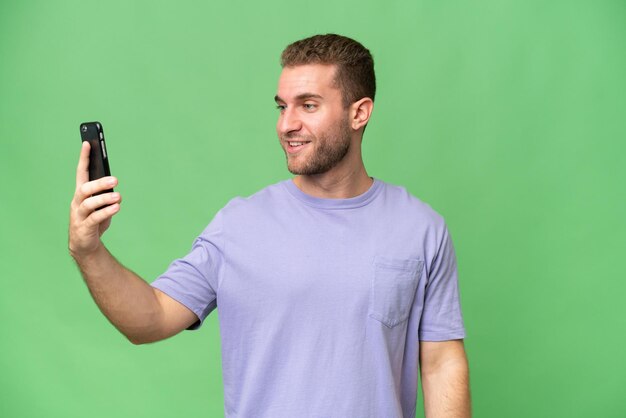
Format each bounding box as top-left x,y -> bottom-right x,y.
295,93 -> 323,101
274,93 -> 323,103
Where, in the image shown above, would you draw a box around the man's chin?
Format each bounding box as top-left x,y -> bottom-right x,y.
287,164 -> 327,176
286,156 -> 307,175
287,165 -> 306,175
287,162 -> 308,176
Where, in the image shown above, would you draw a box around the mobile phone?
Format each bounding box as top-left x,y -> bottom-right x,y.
79,121 -> 113,195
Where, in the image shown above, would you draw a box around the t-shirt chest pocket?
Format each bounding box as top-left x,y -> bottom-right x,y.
368,256 -> 423,328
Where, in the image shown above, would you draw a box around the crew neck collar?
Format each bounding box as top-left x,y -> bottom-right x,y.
283,177 -> 382,209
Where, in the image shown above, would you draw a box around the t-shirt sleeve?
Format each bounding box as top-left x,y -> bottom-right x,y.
418,225 -> 466,341
150,210 -> 225,330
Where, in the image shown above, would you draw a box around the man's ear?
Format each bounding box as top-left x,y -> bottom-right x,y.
350,97 -> 374,131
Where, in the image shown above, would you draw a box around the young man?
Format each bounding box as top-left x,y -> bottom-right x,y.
69,34 -> 471,417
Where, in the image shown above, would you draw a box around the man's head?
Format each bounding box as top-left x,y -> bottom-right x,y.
276,34 -> 376,176
280,34 -> 376,108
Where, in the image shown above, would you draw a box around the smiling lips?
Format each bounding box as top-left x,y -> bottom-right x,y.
286,140 -> 311,154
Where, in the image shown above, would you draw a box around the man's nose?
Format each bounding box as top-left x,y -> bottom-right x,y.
277,108 -> 302,136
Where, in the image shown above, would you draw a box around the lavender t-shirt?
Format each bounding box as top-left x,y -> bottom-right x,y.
151,178 -> 465,418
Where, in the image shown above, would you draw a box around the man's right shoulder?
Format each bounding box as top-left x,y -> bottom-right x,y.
220,179 -> 291,216
195,180 -> 290,241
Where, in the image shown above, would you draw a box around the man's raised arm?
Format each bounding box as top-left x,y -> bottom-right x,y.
68,141 -> 197,344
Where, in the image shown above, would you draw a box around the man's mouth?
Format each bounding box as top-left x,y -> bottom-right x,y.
286,140 -> 311,153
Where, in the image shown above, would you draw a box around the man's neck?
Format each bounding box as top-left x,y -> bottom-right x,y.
293,165 -> 373,199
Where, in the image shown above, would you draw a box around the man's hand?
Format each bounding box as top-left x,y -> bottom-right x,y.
420,339 -> 471,418
69,141 -> 121,259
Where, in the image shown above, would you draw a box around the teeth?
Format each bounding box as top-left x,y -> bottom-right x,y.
289,142 -> 305,146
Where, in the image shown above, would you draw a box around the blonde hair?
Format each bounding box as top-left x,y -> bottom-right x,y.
281,34 -> 376,107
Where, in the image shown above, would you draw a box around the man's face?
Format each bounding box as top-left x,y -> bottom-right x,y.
275,64 -> 352,175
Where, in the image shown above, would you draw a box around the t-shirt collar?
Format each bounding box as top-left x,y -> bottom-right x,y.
283,177 -> 382,209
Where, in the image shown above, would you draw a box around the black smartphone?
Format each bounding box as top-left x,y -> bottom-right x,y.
79,121 -> 113,195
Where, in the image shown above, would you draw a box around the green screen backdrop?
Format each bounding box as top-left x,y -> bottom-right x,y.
1,0 -> 625,417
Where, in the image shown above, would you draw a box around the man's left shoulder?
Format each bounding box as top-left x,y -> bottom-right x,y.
377,179 -> 446,227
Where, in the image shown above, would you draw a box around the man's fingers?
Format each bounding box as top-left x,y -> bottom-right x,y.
79,192 -> 122,217
76,141 -> 91,187
84,203 -> 121,228
77,176 -> 117,201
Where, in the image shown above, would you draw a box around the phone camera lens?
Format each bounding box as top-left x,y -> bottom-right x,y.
81,125 -> 88,133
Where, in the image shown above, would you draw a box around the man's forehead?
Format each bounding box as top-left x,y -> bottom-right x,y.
276,64 -> 339,99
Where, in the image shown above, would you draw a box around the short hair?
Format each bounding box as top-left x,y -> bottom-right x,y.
280,34 -> 376,108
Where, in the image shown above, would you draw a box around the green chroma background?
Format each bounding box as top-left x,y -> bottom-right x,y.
1,0 -> 624,417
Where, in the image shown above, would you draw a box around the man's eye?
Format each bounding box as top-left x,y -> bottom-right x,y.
303,103 -> 316,110
276,105 -> 286,112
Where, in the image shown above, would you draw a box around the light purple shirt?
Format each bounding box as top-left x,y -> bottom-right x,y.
152,178 -> 465,417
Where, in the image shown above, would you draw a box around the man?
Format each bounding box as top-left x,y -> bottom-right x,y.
69,34 -> 471,418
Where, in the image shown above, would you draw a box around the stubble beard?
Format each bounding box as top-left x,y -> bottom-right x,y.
281,118 -> 352,176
